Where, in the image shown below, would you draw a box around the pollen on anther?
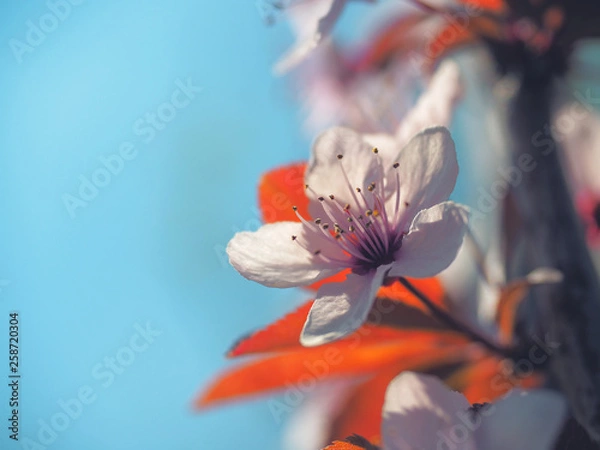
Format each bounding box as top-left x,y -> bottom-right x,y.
344,204 -> 351,211
366,210 -> 373,216
304,184 -> 309,190
372,147 -> 379,154
356,188 -> 362,193
393,162 -> 399,169
368,182 -> 376,192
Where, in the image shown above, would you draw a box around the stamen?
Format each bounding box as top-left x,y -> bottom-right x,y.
292,206 -> 319,230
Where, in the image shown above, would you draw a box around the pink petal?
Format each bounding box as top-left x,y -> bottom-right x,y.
389,202 -> 469,278
389,127 -> 459,226
382,372 -> 474,450
305,127 -> 380,210
395,60 -> 463,148
227,222 -> 339,288
274,0 -> 345,74
474,389 -> 567,450
300,264 -> 391,346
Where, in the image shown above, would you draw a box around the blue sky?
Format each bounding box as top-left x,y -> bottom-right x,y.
0,1 -> 316,449
0,1 -> 487,449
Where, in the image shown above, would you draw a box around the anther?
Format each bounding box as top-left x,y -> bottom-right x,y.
404,201 -> 410,207
292,206 -> 298,211
314,218 -> 322,224
314,250 -> 321,255
329,194 -> 335,200
356,187 -> 362,193
368,182 -> 376,192
349,226 -> 355,232
344,204 -> 351,211
366,210 -> 373,216
393,162 -> 399,169
372,147 -> 379,154
291,235 -> 297,240
337,154 -> 343,160
322,224 -> 330,230
318,197 -> 325,202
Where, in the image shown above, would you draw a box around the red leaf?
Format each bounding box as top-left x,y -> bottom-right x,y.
228,278 -> 451,358
197,337 -> 469,409
258,162 -> 309,223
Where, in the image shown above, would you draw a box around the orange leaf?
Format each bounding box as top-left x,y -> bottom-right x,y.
329,347 -> 471,444
446,355 -> 544,404
457,0 -> 505,13
378,277 -> 447,312
324,435 -> 377,450
421,22 -> 475,71
324,442 -> 366,450
197,337 -> 469,409
258,162 -> 309,223
227,301 -> 314,357
228,278 -> 453,358
351,13 -> 428,72
328,367 -> 403,445
495,281 -> 530,345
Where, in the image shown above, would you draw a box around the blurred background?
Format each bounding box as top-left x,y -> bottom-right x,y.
0,1 -> 483,449
0,1 -> 318,448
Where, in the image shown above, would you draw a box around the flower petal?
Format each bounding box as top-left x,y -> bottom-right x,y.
306,127 -> 379,208
227,222 -> 339,288
382,372 -> 473,450
300,265 -> 390,346
389,202 -> 469,278
395,60 -> 463,148
474,389 -> 567,450
274,0 -> 345,74
390,127 -> 459,223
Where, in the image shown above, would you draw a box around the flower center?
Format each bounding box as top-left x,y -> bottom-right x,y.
291,147 -> 407,274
